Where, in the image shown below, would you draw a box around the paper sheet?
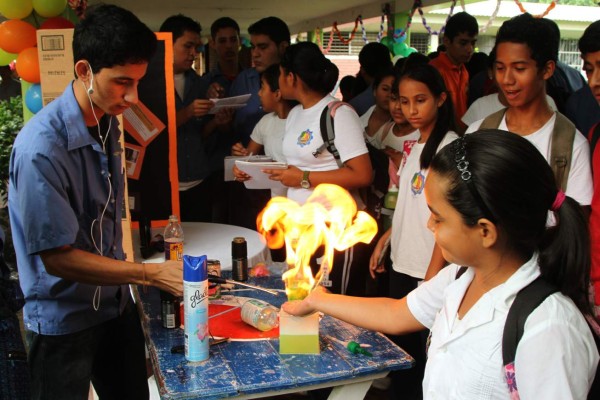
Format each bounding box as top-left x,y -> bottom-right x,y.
209,94 -> 252,114
235,160 -> 288,190
224,155 -> 273,181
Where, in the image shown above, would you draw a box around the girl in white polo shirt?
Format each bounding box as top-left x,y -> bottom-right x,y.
283,130 -> 599,399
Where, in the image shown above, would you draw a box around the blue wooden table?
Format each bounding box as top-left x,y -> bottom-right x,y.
134,276 -> 413,399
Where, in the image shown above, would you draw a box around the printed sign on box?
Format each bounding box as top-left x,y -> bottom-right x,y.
37,29 -> 74,106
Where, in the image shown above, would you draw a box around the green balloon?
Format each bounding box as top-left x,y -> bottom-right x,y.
0,0 -> 33,19
33,0 -> 66,18
380,36 -> 393,50
0,48 -> 17,66
392,42 -> 408,57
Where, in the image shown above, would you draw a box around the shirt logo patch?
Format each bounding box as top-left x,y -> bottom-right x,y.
297,129 -> 314,147
411,171 -> 425,195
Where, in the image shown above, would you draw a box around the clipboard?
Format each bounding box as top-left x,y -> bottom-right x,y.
235,160 -> 288,190
224,155 -> 273,181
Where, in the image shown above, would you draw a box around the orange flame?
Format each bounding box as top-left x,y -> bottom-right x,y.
257,184 -> 378,300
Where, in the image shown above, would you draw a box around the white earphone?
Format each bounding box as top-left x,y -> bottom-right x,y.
87,62 -> 95,94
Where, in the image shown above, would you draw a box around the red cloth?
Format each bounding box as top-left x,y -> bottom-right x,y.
430,52 -> 469,127
588,123 -> 600,308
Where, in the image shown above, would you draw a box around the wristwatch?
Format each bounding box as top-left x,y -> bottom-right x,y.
300,170 -> 311,189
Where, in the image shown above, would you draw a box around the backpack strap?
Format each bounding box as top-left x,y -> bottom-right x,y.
315,100 -> 348,168
502,277 -> 559,397
550,112 -> 576,192
478,108 -> 507,130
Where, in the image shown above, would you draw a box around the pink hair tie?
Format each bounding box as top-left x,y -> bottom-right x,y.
551,191 -> 566,211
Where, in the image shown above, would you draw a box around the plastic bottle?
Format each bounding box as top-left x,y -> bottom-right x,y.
183,255 -> 209,362
382,185 -> 398,231
161,215 -> 183,329
164,215 -> 184,261
241,299 -> 279,331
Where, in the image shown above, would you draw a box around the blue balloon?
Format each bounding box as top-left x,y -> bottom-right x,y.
26,83 -> 43,114
393,29 -> 407,43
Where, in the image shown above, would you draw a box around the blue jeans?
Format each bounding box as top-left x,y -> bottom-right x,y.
27,297 -> 149,400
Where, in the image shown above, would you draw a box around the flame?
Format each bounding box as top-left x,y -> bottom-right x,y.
257,184 -> 378,300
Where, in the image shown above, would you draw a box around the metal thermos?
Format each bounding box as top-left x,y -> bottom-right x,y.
231,237 -> 248,282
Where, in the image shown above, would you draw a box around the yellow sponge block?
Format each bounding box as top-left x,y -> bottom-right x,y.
279,310 -> 320,354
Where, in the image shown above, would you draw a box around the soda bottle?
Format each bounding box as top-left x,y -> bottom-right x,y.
382,185 -> 398,231
164,215 -> 184,261
241,299 -> 279,331
161,215 -> 183,329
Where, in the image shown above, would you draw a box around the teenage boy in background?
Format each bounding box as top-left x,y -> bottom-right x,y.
159,15 -> 217,222
429,11 -> 478,129
425,13 -> 593,280
9,5 -> 183,399
201,17 -> 243,99
466,13 -> 591,209
227,16 -> 290,230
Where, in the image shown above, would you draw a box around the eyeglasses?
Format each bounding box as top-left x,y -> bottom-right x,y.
453,137 -> 496,222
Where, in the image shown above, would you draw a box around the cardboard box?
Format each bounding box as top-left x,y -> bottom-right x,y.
37,28 -> 74,106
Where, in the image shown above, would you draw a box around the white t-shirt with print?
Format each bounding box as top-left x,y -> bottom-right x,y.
467,113 -> 592,206
380,123 -> 420,152
390,132 -> 459,279
407,256 -> 598,399
250,112 -> 288,197
283,95 -> 368,205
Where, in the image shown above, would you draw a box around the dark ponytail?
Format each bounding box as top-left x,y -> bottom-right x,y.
280,41 -> 339,95
399,64 -> 457,170
539,196 -> 592,315
430,130 -> 592,315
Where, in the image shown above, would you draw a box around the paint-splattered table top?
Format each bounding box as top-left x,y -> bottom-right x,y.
134,276 -> 414,399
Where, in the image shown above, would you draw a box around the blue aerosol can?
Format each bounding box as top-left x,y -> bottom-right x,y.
183,255 -> 209,362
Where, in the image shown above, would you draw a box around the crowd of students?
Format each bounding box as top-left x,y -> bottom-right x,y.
4,3 -> 600,398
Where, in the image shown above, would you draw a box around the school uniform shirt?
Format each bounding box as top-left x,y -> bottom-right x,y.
250,112 -> 287,197
380,123 -> 420,152
9,83 -> 128,335
360,105 -> 385,149
467,113 -> 593,206
283,95 -> 368,205
407,255 -> 599,399
462,93 -> 557,127
390,132 -> 458,279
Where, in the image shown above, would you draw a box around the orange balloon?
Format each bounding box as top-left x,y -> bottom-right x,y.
0,20 -> 37,54
16,47 -> 40,84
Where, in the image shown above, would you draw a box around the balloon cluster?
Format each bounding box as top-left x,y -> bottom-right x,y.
0,0 -> 75,114
379,29 -> 418,59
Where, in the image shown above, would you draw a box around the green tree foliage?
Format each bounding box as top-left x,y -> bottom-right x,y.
0,96 -> 23,200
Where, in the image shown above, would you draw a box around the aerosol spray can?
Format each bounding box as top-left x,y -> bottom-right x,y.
231,237 -> 248,282
183,255 -> 209,362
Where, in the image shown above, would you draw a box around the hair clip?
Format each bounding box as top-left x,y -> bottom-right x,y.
453,137 -> 496,222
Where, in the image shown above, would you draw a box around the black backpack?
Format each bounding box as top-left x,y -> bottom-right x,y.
455,267 -> 600,398
315,101 -> 390,223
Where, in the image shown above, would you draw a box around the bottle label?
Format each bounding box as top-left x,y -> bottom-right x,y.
184,280 -> 209,362
207,260 -> 221,299
161,299 -> 179,329
241,299 -> 267,329
165,240 -> 183,261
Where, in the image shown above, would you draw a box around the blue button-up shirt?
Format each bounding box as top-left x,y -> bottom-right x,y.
176,69 -> 211,182
229,68 -> 265,146
9,83 -> 128,335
